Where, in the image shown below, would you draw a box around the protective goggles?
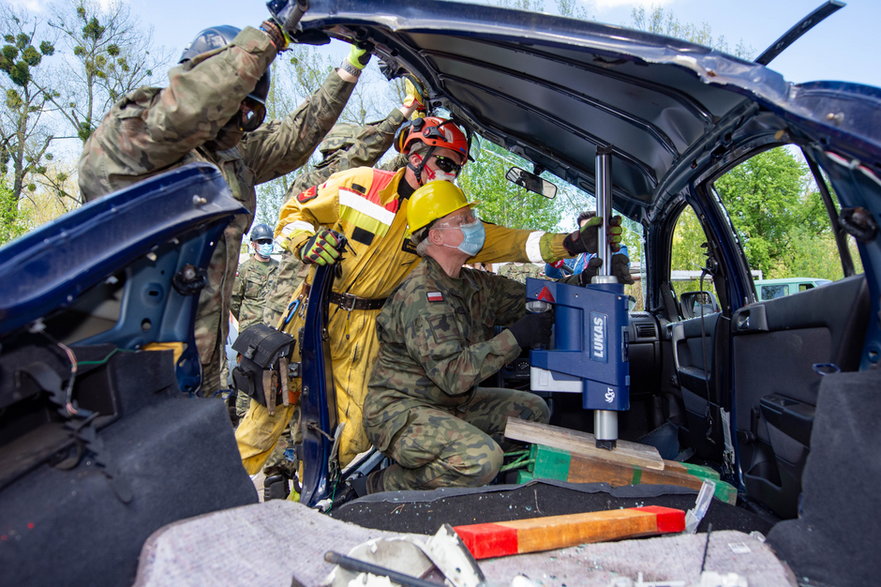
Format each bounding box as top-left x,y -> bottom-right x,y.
240,97 -> 267,133
432,155 -> 463,175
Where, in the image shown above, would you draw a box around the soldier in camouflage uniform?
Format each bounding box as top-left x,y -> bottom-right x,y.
231,224 -> 280,332
262,79 -> 424,326
361,181 -> 553,492
230,223 -> 279,417
78,19 -> 367,395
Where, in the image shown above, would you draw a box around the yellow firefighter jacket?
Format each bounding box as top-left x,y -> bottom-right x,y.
235,166 -> 568,471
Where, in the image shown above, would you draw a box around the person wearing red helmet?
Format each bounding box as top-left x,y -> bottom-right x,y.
235,115 -> 617,478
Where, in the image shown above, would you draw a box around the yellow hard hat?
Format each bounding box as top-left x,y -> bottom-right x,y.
407,180 -> 479,234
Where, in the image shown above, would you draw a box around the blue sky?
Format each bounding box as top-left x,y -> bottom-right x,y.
9,0 -> 880,87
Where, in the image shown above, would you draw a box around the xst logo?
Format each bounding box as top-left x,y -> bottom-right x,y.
605,387 -> 615,403
590,311 -> 607,361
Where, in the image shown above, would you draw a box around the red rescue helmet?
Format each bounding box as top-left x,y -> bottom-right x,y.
394,116 -> 470,160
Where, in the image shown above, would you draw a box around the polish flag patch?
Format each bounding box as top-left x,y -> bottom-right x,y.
426,291 -> 444,302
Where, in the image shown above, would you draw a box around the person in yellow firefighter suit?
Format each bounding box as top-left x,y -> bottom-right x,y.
235,116 -> 621,472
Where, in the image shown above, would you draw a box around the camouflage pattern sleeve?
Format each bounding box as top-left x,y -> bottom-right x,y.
279,106 -> 407,210
329,107 -> 406,171
377,153 -> 408,172
78,27 -> 276,197
476,271 -> 527,327
397,283 -> 521,397
230,259 -> 247,320
241,69 -> 356,185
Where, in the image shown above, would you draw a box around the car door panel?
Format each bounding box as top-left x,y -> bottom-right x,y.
670,313 -> 725,458
732,274 -> 869,518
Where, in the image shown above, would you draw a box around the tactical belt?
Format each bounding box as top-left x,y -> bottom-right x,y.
327,291 -> 387,311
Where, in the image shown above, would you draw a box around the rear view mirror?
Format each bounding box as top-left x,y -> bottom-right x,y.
680,290 -> 719,319
506,166 -> 557,199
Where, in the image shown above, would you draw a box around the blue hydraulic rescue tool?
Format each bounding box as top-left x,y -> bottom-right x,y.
298,234 -> 347,507
527,147 -> 630,449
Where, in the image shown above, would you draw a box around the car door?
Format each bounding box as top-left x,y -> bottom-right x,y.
706,146 -> 868,519
658,203 -> 731,467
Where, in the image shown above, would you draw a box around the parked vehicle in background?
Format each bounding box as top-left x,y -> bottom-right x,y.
754,277 -> 832,301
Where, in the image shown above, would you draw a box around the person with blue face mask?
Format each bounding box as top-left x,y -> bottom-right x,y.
230,223 -> 280,416
350,181 -> 553,495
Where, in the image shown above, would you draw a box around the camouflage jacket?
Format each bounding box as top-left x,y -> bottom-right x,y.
231,255 -> 279,332
76,25 -> 355,391
365,257 -> 526,452
78,26 -> 355,213
289,107 -> 409,197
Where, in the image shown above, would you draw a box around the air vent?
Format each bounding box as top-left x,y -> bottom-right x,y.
635,322 -> 657,339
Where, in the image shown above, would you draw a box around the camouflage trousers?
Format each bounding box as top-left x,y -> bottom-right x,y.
373,387 -> 549,492
197,215 -> 248,396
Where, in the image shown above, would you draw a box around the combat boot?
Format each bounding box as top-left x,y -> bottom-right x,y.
263,466 -> 291,501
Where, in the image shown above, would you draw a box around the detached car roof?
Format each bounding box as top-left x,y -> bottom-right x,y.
296,0 -> 881,220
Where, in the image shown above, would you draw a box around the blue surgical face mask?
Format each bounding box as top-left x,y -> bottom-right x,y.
454,219 -> 485,257
256,243 -> 273,257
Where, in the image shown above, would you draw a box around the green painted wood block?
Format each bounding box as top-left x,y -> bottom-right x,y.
529,444 -> 571,480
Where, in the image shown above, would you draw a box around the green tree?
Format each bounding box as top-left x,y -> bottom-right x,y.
0,7 -> 56,207
0,178 -> 30,245
714,147 -> 818,277
631,6 -> 752,58
46,0 -> 166,143
460,141 -> 559,231
253,47 -> 334,228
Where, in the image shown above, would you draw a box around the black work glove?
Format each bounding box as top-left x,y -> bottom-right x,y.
562,213 -> 623,256
576,255 -> 634,285
507,311 -> 554,349
378,58 -> 404,80
266,0 -> 305,45
611,254 -> 634,284
577,256 -> 604,285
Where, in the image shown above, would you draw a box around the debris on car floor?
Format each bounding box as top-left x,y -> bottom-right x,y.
135,499 -> 794,586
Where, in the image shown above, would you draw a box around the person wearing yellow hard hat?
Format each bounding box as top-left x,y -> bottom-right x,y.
234,112 -> 620,488
353,180 -> 551,494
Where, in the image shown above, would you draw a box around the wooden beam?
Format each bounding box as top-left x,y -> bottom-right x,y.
518,444 -> 738,505
453,506 -> 685,559
505,417 -> 665,471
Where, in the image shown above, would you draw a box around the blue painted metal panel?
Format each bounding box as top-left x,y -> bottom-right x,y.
0,163 -> 245,337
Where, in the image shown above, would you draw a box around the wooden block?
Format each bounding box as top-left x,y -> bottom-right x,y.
505,417 -> 665,471
527,444 -> 737,505
453,506 -> 685,559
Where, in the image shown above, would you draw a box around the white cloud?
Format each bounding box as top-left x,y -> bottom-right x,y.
6,0 -> 45,13
98,0 -> 123,11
